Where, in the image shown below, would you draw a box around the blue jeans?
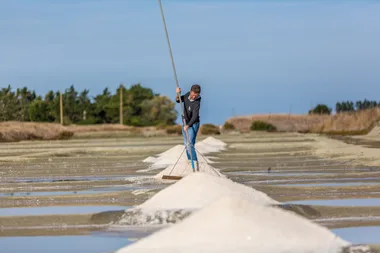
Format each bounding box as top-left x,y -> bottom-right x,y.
182,122 -> 200,162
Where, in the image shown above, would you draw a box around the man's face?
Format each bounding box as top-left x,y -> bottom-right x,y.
189,91 -> 200,100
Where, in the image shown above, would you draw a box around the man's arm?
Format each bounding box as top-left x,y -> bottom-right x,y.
186,102 -> 200,127
175,94 -> 185,103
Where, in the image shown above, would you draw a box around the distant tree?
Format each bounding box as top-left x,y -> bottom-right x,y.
139,95 -> 177,126
309,104 -> 332,115
336,101 -> 354,113
0,82 -> 183,127
29,97 -> 50,122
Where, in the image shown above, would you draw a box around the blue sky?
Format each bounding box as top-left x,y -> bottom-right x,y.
1,0 -> 380,124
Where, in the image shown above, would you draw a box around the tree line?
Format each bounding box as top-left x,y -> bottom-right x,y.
0,84 -> 178,126
309,99 -> 380,115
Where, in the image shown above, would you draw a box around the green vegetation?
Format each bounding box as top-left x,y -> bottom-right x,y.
308,100 -> 380,115
222,122 -> 235,131
308,104 -> 332,115
165,125 -> 182,135
0,84 -> 177,127
200,124 -> 221,135
250,121 -> 276,132
336,99 -> 380,113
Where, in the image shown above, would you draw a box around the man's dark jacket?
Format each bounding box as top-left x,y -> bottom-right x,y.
176,92 -> 201,127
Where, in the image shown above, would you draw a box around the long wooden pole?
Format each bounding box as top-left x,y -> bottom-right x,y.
119,84 -> 123,125
60,91 -> 63,125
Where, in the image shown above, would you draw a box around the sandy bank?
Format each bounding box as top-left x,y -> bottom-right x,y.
312,135 -> 380,166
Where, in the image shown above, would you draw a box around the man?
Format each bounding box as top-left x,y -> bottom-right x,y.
175,84 -> 201,171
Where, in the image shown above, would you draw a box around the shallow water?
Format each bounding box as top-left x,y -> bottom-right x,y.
1,175 -> 133,183
332,226 -> 380,244
0,185 -> 162,197
250,177 -> 379,184
0,205 -> 130,217
288,198 -> 380,207
0,234 -> 134,253
276,182 -> 380,187
228,171 -> 332,176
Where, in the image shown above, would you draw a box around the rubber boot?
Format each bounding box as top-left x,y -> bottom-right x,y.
196,161 -> 200,172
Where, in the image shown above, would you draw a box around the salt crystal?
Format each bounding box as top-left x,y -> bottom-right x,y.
195,141 -> 222,154
202,136 -> 227,148
139,173 -> 278,211
116,195 -> 349,253
142,156 -> 157,163
112,173 -> 277,227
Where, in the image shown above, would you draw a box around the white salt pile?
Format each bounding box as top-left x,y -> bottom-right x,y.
142,144 -> 185,167
141,137 -> 227,166
115,195 -> 350,253
140,144 -> 215,172
153,152 -> 221,180
194,141 -> 222,154
141,173 -> 278,211
111,173 -> 279,227
194,136 -> 227,154
201,136 -> 227,149
142,156 -> 157,163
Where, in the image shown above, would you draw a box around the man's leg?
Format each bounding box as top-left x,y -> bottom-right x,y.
182,125 -> 191,161
188,123 -> 200,171
187,126 -> 198,162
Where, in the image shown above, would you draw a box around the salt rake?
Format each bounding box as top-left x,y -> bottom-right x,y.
157,0 -> 197,180
161,142 -> 198,180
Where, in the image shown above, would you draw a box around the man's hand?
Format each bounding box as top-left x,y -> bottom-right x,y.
184,125 -> 189,132
176,87 -> 181,94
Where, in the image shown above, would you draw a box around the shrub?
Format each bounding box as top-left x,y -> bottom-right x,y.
200,124 -> 221,135
75,117 -> 99,125
165,125 -> 182,135
57,130 -> 74,140
250,120 -> 277,132
223,122 -> 235,131
308,104 -> 332,115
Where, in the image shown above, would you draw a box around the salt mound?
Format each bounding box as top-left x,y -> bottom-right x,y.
156,144 -> 185,157
112,173 -> 277,227
116,196 -> 349,253
194,136 -> 227,154
140,172 -> 278,211
202,136 -> 227,149
142,156 -> 157,163
194,141 -> 222,154
141,145 -> 185,165
142,145 -> 188,170
153,152 -> 220,180
142,137 -> 227,164
141,144 -> 214,170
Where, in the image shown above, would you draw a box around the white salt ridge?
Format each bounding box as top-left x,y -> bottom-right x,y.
142,156 -> 157,163
153,146 -> 220,180
152,146 -> 213,168
140,142 -> 219,173
116,195 -> 350,253
194,136 -> 227,154
194,142 -> 222,154
141,145 -> 185,165
139,173 -> 278,211
153,161 -> 223,181
112,173 -> 276,227
145,137 -> 227,175
141,137 -> 227,165
201,136 -> 227,149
